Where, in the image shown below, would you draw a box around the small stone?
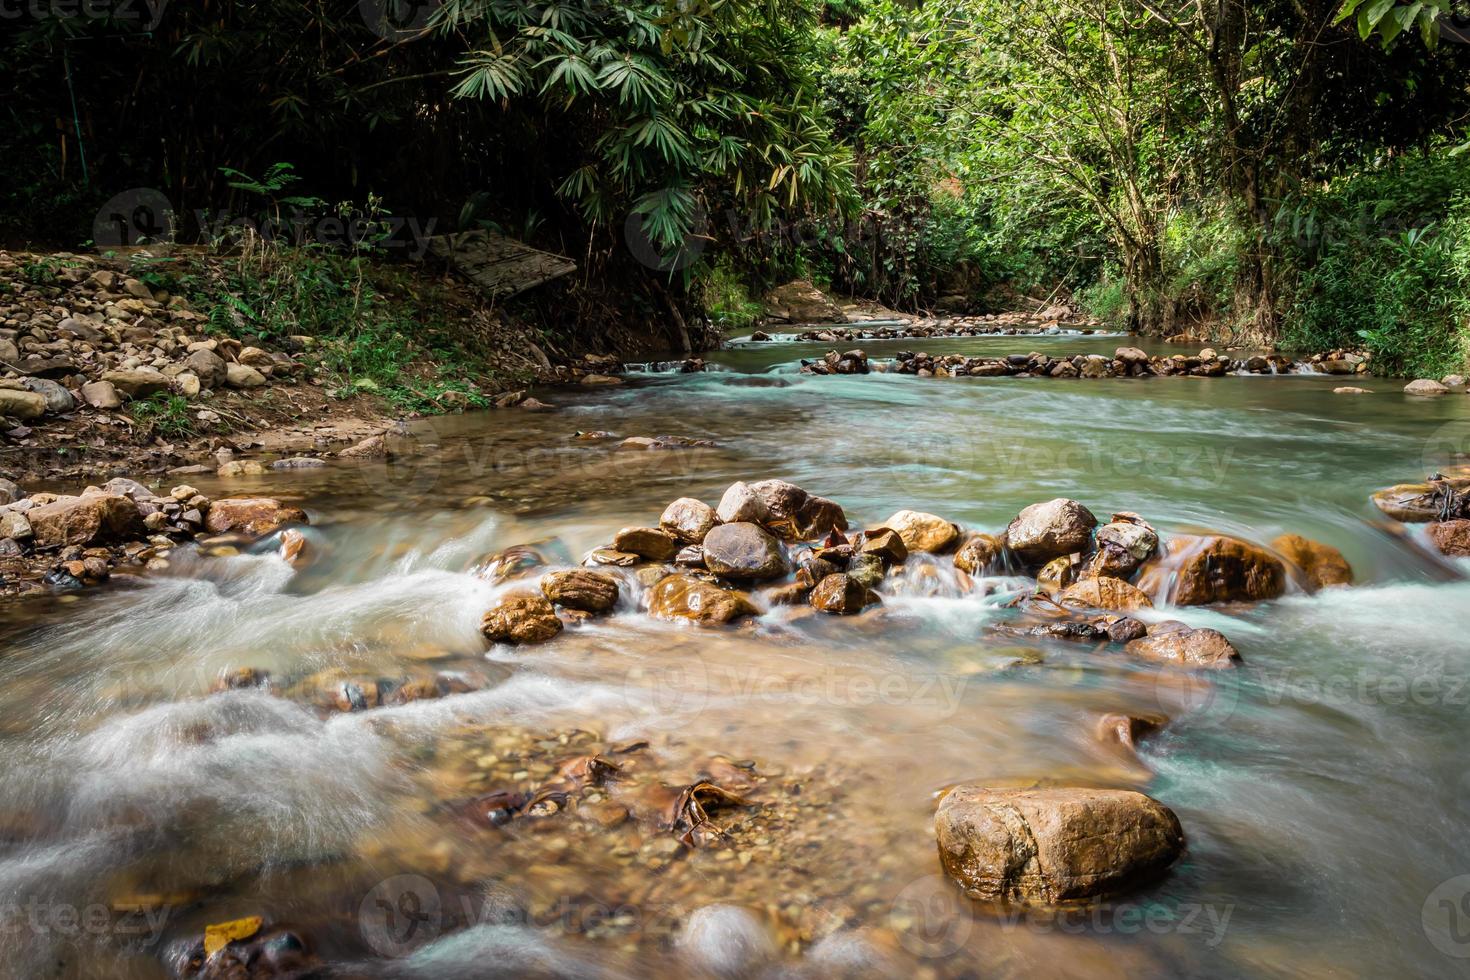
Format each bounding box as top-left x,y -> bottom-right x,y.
225,363 -> 267,388
881,510 -> 959,553
541,569 -> 620,612
809,573 -> 867,614
659,497 -> 719,544
481,591 -> 563,644
1125,623 -> 1240,668
612,526 -> 678,561
80,380 -> 123,409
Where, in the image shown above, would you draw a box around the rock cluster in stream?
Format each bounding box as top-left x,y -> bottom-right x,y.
1372,465 -> 1470,558
467,479 -> 1359,910
798,345 -> 1371,378
0,475 -> 306,596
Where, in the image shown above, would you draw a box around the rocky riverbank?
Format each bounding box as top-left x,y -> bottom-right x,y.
796,345 -> 1374,378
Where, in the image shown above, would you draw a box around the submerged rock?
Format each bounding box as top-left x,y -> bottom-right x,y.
647,573 -> 758,625
953,532 -> 1003,574
1058,576 -> 1153,611
204,498 -> 308,536
1097,711 -> 1167,751
701,522 -> 788,580
1006,498 -> 1097,564
481,591 -> 564,644
1271,533 -> 1352,588
1125,623 -> 1240,668
541,569 -> 620,612
934,785 -> 1185,905
1371,478 -> 1470,523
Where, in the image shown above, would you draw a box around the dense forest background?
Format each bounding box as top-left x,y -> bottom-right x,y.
4,0 -> 1470,374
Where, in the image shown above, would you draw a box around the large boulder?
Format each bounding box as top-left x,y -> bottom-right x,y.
659,497 -> 719,544
1006,498 -> 1097,564
763,279 -> 844,323
1405,379 -> 1449,395
1427,520 -> 1470,557
541,569 -> 619,612
934,785 -> 1185,905
612,526 -> 678,561
1125,623 -> 1240,668
1058,576 -> 1153,612
1140,535 -> 1285,605
204,498 -> 308,536
702,522 -> 788,580
481,591 -> 563,644
716,479 -> 847,540
27,493 -> 142,547
647,574 -> 758,625
881,510 -> 959,553
1270,533 -> 1353,589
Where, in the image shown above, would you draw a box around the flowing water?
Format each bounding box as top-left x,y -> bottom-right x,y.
3,333 -> 1470,978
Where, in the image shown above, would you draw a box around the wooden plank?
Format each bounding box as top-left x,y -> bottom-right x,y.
426,230 -> 576,300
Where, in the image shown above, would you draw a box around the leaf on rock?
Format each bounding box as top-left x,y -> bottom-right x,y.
203,915 -> 262,956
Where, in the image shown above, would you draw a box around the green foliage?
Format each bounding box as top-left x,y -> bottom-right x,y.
128,394 -> 200,440
700,259 -> 764,329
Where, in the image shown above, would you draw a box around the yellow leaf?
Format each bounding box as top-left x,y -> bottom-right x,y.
203,916 -> 262,956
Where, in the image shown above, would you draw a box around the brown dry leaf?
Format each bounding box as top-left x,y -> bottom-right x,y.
665,780 -> 753,846
203,915 -> 262,956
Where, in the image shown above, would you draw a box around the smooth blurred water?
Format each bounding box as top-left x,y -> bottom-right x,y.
2,333 -> 1469,978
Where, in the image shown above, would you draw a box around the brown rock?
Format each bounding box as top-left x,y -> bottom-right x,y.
647,574 -> 758,625
0,389 -> 47,419
809,573 -> 867,615
101,367 -> 169,398
27,494 -> 142,547
612,526 -> 678,561
1091,514 -> 1158,577
541,569 -> 620,612
481,591 -> 563,644
1371,479 -> 1470,523
204,498 -> 308,536
701,522 -> 788,580
1106,617 -> 1148,643
953,533 -> 1003,574
881,509 -> 959,553
659,497 -> 718,544
1427,520 -> 1470,557
860,527 -> 908,565
715,481 -> 768,524
795,493 -> 848,539
1271,533 -> 1353,588
763,279 -> 844,323
764,582 -> 811,606
1058,576 -> 1154,611
1036,556 -> 1077,596
1125,625 -> 1240,669
80,380 -> 123,410
1142,535 -> 1285,605
934,785 -> 1185,905
1097,712 -> 1167,751
1006,498 -> 1097,564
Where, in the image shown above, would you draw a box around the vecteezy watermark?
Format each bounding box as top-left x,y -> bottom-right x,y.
358,0 -> 441,43
359,874 -> 443,957
0,0 -> 168,27
0,898 -> 173,947
93,188 -> 175,248
1422,420 -> 1470,479
1423,874 -> 1470,958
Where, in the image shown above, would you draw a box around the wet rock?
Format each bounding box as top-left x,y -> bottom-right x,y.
881,509 -> 959,553
338,434 -> 387,458
764,582 -> 810,605
1405,379 -> 1449,395
541,569 -> 620,612
473,545 -> 546,583
647,573 -> 758,625
481,591 -> 564,644
1097,712 -> 1167,751
745,479 -> 816,538
679,904 -> 777,978
1092,514 -> 1158,577
204,498 -> 308,536
1333,386 -> 1370,395
1036,556 -> 1077,595
934,785 -> 1185,904
1427,520 -> 1470,557
1006,498 -> 1097,564
1125,623 -> 1240,668
860,527 -> 908,565
1105,617 -> 1148,643
101,367 -> 169,398
660,497 -> 719,544
810,573 -> 867,614
795,493 -> 848,539
674,545 -> 706,568
1147,535 -> 1286,605
0,389 -> 46,419
953,532 -> 1003,574
80,380 -> 122,409
1371,478 -> 1470,523
845,552 -> 885,589
612,526 -> 679,561
27,493 -> 141,547
586,548 -> 640,567
1058,576 -> 1153,611
701,522 -> 788,580
716,481 -> 768,524
1271,533 -> 1353,588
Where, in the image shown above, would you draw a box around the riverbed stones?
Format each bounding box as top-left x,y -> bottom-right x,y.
612,526 -> 679,561
541,569 -> 620,612
0,389 -> 46,419
647,574 -> 758,625
659,497 -> 719,544
953,533 -> 1003,574
184,347 -> 228,389
1271,533 -> 1353,588
1006,498 -> 1097,564
1125,623 -> 1240,668
810,573 -> 867,614
934,785 -> 1185,905
1427,520 -> 1470,557
27,493 -> 142,547
701,522 -> 788,580
1405,379 -> 1450,395
1058,576 -> 1153,611
1150,535 -> 1286,605
225,363 -> 267,388
860,527 -> 908,565
882,510 -> 959,553
1091,515 -> 1158,577
481,591 -> 563,644
204,498 -> 308,536
0,511 -> 32,540
101,367 -> 169,398
716,481 -> 768,524
80,380 -> 123,409
22,378 -> 73,413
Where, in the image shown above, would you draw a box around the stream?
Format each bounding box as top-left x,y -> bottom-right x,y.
2,332 -> 1469,978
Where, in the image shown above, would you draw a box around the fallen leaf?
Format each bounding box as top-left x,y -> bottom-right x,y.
203,915 -> 262,956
